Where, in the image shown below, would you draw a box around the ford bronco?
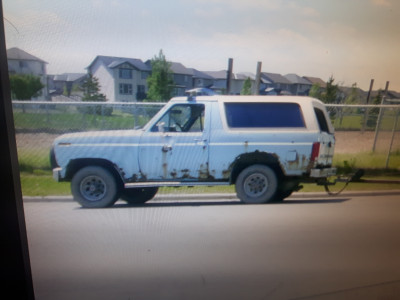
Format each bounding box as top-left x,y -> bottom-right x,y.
51,96 -> 336,207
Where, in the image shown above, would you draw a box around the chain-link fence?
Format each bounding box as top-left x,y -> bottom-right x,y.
13,100 -> 400,178
13,101 -> 164,177
326,101 -> 400,168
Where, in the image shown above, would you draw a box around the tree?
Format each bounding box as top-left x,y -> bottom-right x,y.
321,76 -> 340,104
240,77 -> 252,95
344,83 -> 359,105
9,74 -> 44,100
308,83 -> 322,99
82,74 -> 106,102
80,74 -> 111,116
146,50 -> 174,102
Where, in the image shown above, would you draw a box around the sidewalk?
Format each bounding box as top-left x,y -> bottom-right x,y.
23,189 -> 400,202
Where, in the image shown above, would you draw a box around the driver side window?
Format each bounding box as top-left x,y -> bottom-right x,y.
151,104 -> 205,133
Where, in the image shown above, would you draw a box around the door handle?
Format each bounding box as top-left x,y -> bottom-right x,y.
162,145 -> 172,152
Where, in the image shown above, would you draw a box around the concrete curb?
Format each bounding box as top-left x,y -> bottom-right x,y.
23,190 -> 400,203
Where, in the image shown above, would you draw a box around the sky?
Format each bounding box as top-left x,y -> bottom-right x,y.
4,0 -> 400,91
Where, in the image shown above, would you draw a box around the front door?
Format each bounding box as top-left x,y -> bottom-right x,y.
139,103 -> 210,181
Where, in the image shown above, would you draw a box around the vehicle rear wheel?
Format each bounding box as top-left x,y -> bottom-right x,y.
236,164 -> 278,204
71,166 -> 120,208
121,187 -> 159,204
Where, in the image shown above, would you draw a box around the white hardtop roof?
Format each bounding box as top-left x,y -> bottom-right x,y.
170,95 -> 323,105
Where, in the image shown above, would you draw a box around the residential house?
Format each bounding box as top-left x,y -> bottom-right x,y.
87,55 -> 151,102
189,68 -> 215,90
202,70 -> 256,95
234,72 -> 257,95
203,70 -> 229,94
48,73 -> 87,96
144,60 -> 196,97
169,62 -> 194,96
386,90 -> 400,100
7,47 -> 49,100
260,72 -> 292,95
303,76 -> 326,89
284,73 -> 312,95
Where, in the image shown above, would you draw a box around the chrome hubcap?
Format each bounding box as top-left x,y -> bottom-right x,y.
244,173 -> 268,197
80,175 -> 107,201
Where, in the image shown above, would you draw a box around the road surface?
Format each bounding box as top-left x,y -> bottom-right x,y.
24,193 -> 400,300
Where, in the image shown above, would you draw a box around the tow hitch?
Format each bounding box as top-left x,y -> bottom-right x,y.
318,169 -> 400,196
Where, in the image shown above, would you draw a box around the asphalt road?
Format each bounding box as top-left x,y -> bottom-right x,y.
24,193 -> 400,300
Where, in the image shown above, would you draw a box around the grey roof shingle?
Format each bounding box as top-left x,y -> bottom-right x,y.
236,72 -> 256,80
53,73 -> 87,82
203,70 -> 228,80
7,47 -> 47,63
261,72 -> 291,84
303,76 -> 326,88
188,68 -> 215,80
88,55 -> 151,71
284,73 -> 312,85
169,62 -> 193,75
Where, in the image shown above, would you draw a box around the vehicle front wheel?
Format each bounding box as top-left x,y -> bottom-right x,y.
121,187 -> 159,204
236,165 -> 278,204
71,166 -> 120,208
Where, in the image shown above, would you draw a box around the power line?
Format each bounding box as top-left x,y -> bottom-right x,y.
4,17 -> 19,34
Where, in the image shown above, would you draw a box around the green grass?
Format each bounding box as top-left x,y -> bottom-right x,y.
18,150 -> 51,173
13,109 -> 153,132
334,152 -> 400,170
17,147 -> 400,197
20,172 -> 71,196
331,113 -> 400,131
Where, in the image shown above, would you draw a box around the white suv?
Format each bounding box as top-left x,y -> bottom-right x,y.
51,96 -> 336,207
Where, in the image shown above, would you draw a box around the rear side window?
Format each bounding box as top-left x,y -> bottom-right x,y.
314,107 -> 330,133
225,102 -> 305,128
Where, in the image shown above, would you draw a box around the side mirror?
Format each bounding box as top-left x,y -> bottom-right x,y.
157,122 -> 165,133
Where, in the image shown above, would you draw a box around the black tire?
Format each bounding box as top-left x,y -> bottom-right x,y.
272,189 -> 293,203
236,164 -> 278,204
121,187 -> 159,204
71,166 -> 120,208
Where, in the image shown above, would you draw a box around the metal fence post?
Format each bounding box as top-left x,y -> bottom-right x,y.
372,82 -> 390,152
101,104 -> 105,129
385,109 -> 400,168
362,79 -> 374,133
372,97 -> 385,152
46,103 -> 50,125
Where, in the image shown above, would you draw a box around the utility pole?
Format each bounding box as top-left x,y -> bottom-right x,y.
226,58 -> 233,95
254,61 -> 262,95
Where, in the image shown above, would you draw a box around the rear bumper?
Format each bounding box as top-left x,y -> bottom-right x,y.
310,168 -> 337,178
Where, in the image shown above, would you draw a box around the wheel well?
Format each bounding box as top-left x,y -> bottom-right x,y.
65,159 -> 124,188
230,152 -> 284,184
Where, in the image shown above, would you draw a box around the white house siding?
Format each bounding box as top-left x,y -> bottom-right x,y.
113,65 -> 148,102
90,61 -> 115,102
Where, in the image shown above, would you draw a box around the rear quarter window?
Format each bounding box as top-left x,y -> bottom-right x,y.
224,102 -> 305,128
314,107 -> 331,133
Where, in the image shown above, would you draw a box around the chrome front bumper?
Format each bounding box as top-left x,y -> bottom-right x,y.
52,167 -> 63,182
